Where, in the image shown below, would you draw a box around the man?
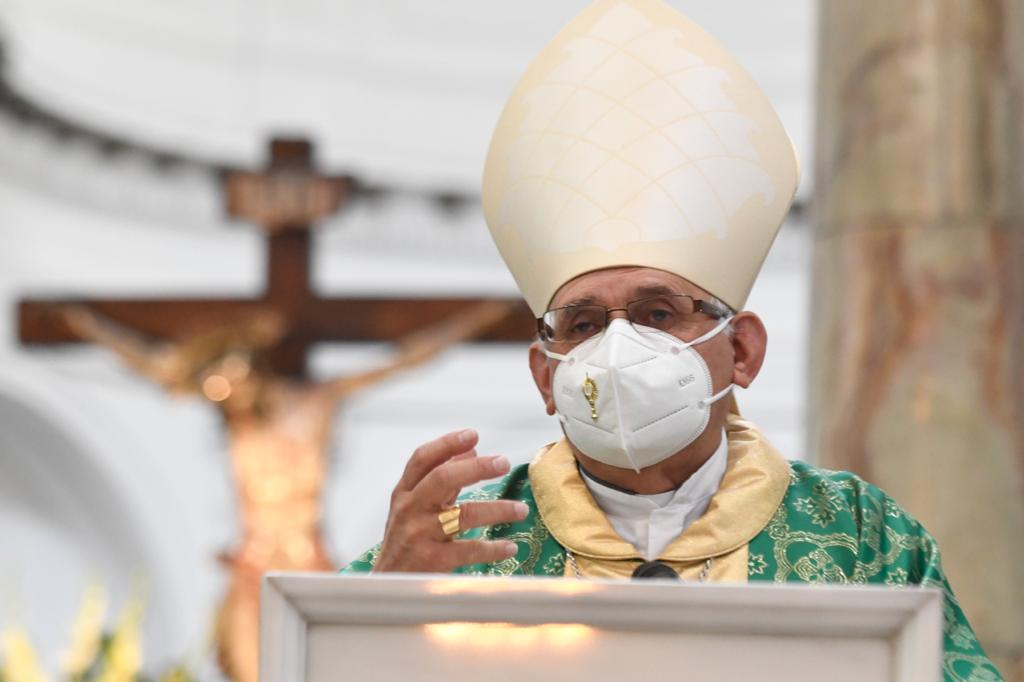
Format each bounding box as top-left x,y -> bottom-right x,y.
345,1 -> 1001,679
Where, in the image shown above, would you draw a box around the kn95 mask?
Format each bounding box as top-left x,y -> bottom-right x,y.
544,317 -> 733,472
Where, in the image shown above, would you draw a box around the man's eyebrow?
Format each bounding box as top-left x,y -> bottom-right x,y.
557,286 -> 687,307
562,296 -> 598,306
632,284 -> 684,298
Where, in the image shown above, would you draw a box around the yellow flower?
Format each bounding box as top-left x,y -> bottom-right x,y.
94,596 -> 144,682
156,668 -> 191,682
0,628 -> 50,682
60,583 -> 108,676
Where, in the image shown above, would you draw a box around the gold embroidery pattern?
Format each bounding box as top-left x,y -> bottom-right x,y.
883,497 -> 903,518
463,485 -> 503,502
942,652 -> 1002,682
793,548 -> 847,583
749,462 -> 1004,681
541,552 -> 567,577
792,480 -> 847,527
949,623 -> 979,650
884,568 -> 909,587
764,502 -> 858,582
483,523 -> 552,576
460,475 -> 554,577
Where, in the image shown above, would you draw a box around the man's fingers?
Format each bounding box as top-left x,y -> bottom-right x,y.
396,429 -> 478,492
446,539 -> 519,569
378,430 -> 521,574
437,451 -> 484,505
415,455 -> 511,508
457,500 -> 529,532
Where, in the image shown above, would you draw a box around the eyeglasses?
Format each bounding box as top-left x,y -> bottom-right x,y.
537,294 -> 730,344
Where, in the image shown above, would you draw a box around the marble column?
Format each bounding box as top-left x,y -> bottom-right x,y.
810,1 -> 1024,677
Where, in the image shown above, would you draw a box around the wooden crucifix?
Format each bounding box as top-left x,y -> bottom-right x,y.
20,139 -> 534,373
18,138 -> 535,682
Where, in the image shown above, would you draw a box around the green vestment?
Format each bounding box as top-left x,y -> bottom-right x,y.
345,437 -> 1001,681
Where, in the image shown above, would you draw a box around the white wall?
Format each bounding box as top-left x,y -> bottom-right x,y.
0,0 -> 815,196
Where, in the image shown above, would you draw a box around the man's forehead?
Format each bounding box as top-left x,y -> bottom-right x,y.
550,267 -> 710,306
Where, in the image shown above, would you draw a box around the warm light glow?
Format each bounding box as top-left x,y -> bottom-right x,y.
427,579 -> 598,596
424,622 -> 594,650
202,374 -> 233,401
220,354 -> 252,381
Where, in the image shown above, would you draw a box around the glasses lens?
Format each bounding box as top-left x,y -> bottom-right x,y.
543,305 -> 606,343
627,295 -> 700,333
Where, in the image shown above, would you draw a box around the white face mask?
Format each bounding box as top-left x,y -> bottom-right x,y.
544,317 -> 733,472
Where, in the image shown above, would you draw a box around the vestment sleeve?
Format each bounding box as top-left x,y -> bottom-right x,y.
912,533 -> 1004,681
339,544 -> 381,573
865,489 -> 1003,681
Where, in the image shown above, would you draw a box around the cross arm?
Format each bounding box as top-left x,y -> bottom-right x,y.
19,297 -> 536,346
300,298 -> 536,343
321,299 -> 527,399
18,298 -> 270,344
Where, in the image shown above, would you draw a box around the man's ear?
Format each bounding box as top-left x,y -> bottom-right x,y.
528,340 -> 557,416
730,312 -> 767,389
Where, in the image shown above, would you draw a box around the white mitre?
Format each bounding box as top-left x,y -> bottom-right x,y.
482,0 -> 800,315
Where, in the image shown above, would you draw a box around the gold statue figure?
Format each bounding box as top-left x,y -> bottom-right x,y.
56,301 -> 514,682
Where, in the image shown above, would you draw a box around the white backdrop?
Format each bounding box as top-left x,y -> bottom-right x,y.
0,0 -> 815,197
0,1 -> 815,675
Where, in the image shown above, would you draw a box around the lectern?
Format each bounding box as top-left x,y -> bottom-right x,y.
261,573 -> 942,681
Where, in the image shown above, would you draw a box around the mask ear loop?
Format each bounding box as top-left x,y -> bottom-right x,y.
690,316 -> 734,409
541,346 -> 574,426
542,348 -> 572,363
683,315 -> 733,349
698,383 -> 733,409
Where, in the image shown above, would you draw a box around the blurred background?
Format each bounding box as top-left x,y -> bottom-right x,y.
0,1 -> 1020,680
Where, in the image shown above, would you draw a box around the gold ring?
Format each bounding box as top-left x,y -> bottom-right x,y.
437,506 -> 461,539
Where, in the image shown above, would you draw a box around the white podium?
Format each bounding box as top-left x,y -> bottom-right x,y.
261,572 -> 942,682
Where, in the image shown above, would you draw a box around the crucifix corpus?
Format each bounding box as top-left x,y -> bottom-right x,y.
18,138 -> 535,682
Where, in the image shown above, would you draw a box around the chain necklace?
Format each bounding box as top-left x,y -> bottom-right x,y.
564,550 -> 714,582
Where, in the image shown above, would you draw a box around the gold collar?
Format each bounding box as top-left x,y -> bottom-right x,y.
528,412 -> 790,561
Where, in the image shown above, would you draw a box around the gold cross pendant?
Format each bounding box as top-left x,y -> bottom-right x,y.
582,374 -> 599,421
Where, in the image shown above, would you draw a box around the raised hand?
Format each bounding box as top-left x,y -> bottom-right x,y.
373,429 -> 527,573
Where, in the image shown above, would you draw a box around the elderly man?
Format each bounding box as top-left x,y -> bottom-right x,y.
345,0 -> 1000,679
